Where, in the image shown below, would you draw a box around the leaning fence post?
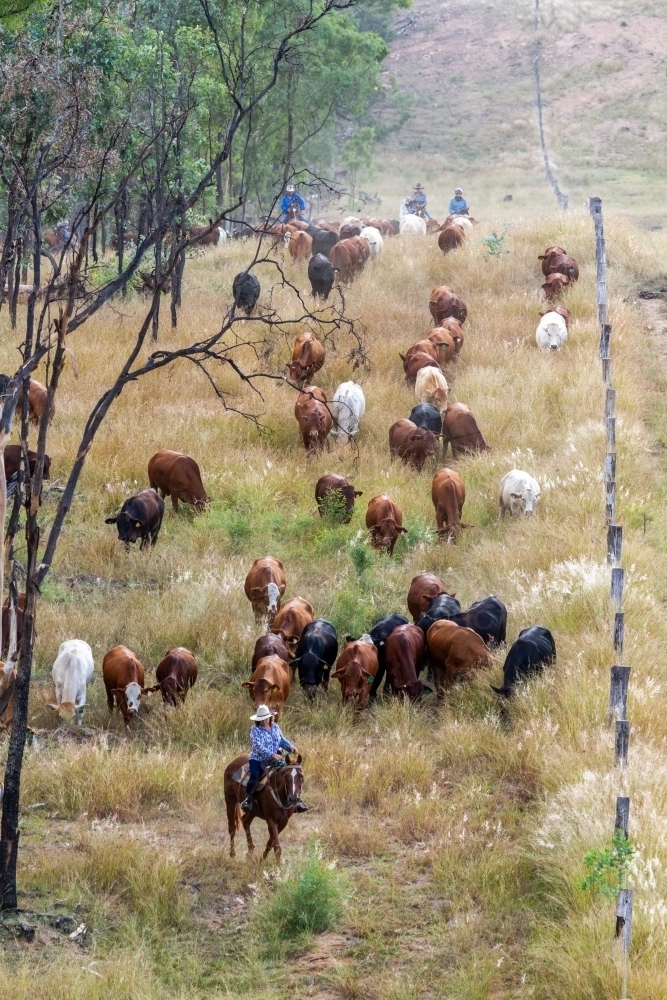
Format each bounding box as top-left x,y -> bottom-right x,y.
613,612 -> 625,657
607,524 -> 622,566
608,665 -> 630,725
611,567 -> 624,611
615,796 -> 630,838
615,720 -> 630,767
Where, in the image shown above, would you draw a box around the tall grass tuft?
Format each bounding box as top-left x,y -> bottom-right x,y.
253,840 -> 347,947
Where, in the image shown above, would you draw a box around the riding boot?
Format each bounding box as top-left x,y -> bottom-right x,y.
295,798 -> 309,813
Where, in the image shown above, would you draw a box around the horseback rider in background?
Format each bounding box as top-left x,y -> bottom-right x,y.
408,182 -> 430,218
278,184 -> 307,223
449,188 -> 469,216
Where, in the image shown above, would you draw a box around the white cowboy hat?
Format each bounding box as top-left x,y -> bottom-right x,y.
285,184 -> 295,193
455,188 -> 463,195
250,704 -> 275,722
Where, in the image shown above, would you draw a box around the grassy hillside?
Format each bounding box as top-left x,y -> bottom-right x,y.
362,0 -> 667,225
1,212 -> 667,998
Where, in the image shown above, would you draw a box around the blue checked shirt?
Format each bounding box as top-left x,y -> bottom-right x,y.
249,723 -> 294,762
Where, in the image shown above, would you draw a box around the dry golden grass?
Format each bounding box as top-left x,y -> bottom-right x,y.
2,209 -> 667,998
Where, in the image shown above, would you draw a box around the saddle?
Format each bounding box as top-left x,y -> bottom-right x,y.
233,760 -> 283,790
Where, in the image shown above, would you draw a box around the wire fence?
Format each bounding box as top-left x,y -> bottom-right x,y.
534,1 -> 568,210
589,196 -> 632,1000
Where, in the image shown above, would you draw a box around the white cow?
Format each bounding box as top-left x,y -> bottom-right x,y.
49,639 -> 95,725
342,215 -> 362,227
414,366 -> 449,414
359,226 -> 383,260
499,470 -> 542,517
448,215 -> 474,230
217,228 -> 228,245
400,215 -> 427,236
331,382 -> 366,443
536,311 -> 568,351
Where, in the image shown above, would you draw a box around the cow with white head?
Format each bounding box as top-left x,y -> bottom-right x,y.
499,470 -> 542,517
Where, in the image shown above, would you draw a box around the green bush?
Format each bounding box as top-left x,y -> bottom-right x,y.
255,842 -> 347,943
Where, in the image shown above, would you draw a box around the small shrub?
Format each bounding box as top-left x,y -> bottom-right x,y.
349,540 -> 374,576
318,490 -> 349,523
481,229 -> 509,257
254,841 -> 347,943
581,831 -> 635,898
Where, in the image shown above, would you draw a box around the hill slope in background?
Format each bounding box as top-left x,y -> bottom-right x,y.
368,0 -> 667,223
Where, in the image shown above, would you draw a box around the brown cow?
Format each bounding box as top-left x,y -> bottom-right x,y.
271,596 -> 315,656
315,473 -> 362,524
252,633 -> 290,670
288,230 -> 313,263
437,317 -> 465,353
189,224 -> 226,247
1,593 -> 26,657
366,494 -> 407,556
149,647 -> 197,705
351,236 -> 371,271
438,223 -> 465,253
402,350 -> 442,386
546,305 -> 571,327
538,245 -> 567,275
244,557 -> 286,624
432,467 -> 466,540
426,328 -> 457,364
329,238 -> 362,283
288,331 -> 325,383
3,446 -> 51,483
242,654 -> 291,718
339,221 -> 362,240
331,638 -> 378,710
426,218 -> 441,233
407,573 -> 451,623
315,220 -> 339,234
102,645 -> 146,728
389,419 -> 436,472
294,385 -> 332,452
442,403 -> 489,458
148,450 -> 209,512
429,286 -> 468,325
542,273 -> 570,300
544,253 -> 579,282
426,619 -> 492,694
401,340 -> 440,372
17,378 -> 52,427
0,662 -> 15,730
385,624 -> 428,700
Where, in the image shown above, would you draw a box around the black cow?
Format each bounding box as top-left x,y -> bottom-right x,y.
409,403 -> 442,436
105,489 -> 165,550
350,612 -> 411,699
3,445 -> 51,483
451,596 -> 507,647
291,619 -> 338,699
232,271 -> 260,315
491,626 -> 556,696
416,594 -> 462,634
307,226 -> 338,258
308,253 -> 335,301
390,219 -> 400,234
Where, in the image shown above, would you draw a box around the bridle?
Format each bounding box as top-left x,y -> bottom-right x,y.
266,763 -> 303,811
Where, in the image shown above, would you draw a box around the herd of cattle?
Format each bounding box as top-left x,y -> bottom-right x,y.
0,233 -> 579,751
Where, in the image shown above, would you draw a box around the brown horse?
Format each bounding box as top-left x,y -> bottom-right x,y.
224,754 -> 304,861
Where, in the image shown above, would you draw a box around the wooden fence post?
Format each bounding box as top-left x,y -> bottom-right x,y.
608,665 -> 630,725
611,567 -> 624,611
615,720 -> 630,767
607,524 -> 622,566
613,612 -> 625,657
605,388 -> 616,420
599,323 -> 611,360
602,358 -> 612,385
615,796 -> 630,839
605,453 -> 616,482
615,888 -> 633,1000
605,481 -> 616,526
606,417 -> 616,452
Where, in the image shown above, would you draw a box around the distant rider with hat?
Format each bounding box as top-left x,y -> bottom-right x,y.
278,184 -> 307,223
449,187 -> 469,216
409,182 -> 430,218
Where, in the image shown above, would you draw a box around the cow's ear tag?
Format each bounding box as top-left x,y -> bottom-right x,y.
366,675 -> 374,684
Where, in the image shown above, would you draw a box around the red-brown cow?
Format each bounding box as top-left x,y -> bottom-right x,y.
3,446 -> 51,482
149,647 -> 197,705
540,305 -> 571,328
288,331 -> 325,383
288,230 -> 313,263
538,245 -> 567,275
244,556 -> 286,623
366,494 -> 407,556
401,340 -> 440,372
389,419 -> 436,472
252,633 -> 291,670
438,223 -> 465,253
339,221 -> 362,240
542,273 -> 570,300
331,638 -> 378,710
294,385 -> 332,452
271,596 -> 315,656
315,473 -> 362,524
329,238 -> 362,283
432,467 -> 466,540
429,285 -> 468,325
102,645 -> 147,728
407,573 -> 452,623
542,252 -> 579,283
242,655 -> 291,718
17,378 -> 53,427
384,624 -> 428,700
189,224 -> 227,247
426,328 -> 457,364
426,619 -> 492,695
148,450 -> 209,512
442,403 -> 489,458
437,317 -> 465,353
402,350 -> 442,385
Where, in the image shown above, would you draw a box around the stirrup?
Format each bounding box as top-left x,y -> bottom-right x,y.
295,799 -> 309,813
241,796 -> 254,812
